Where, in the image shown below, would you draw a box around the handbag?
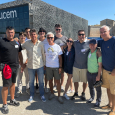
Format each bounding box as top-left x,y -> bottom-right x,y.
0,63 -> 5,71
3,64 -> 12,79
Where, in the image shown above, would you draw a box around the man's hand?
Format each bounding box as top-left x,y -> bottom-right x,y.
21,64 -> 26,72
59,68 -> 62,74
111,69 -> 115,76
96,75 -> 100,81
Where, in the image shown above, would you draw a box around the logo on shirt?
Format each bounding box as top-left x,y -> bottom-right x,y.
107,46 -> 109,48
47,47 -> 54,52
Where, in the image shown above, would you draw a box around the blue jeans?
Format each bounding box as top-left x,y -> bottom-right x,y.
28,67 -> 44,97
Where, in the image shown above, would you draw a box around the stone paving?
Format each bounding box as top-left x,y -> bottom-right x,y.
0,72 -> 110,115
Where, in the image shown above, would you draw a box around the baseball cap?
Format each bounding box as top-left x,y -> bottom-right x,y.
89,39 -> 97,44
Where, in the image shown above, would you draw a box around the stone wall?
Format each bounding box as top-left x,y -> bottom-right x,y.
29,0 -> 88,40
88,26 -> 100,37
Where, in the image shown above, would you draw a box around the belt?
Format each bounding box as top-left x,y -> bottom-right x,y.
88,71 -> 98,75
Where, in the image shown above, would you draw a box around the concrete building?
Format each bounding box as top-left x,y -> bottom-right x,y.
0,0 -> 88,40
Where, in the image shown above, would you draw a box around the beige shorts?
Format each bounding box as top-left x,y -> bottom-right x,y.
73,67 -> 87,83
102,69 -> 115,95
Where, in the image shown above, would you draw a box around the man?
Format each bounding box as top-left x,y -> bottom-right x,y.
0,27 -> 20,114
25,27 -> 31,41
87,39 -> 102,107
15,32 -> 29,97
20,29 -> 46,103
25,27 -> 39,93
45,32 -> 63,104
98,25 -> 115,115
71,30 -> 89,100
54,24 -> 68,91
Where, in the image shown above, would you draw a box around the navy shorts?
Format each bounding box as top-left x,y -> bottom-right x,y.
64,67 -> 73,74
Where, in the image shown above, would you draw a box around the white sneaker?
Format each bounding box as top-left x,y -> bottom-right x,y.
53,86 -> 57,90
63,94 -> 70,100
67,89 -> 74,94
45,87 -> 49,93
36,89 -> 39,94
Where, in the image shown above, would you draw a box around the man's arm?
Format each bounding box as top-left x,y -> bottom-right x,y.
41,43 -> 46,66
96,50 -> 102,81
58,55 -> 62,74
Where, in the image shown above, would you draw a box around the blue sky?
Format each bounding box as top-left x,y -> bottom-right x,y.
0,0 -> 115,25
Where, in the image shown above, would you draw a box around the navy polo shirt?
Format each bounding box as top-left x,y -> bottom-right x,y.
98,37 -> 115,72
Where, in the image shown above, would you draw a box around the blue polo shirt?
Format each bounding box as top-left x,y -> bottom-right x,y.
98,37 -> 115,72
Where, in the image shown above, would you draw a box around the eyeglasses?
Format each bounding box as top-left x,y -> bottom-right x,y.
56,29 -> 61,31
47,37 -> 54,39
67,40 -> 73,43
78,34 -> 85,36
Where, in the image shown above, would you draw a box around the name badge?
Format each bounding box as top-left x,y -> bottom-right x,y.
15,45 -> 19,48
81,49 -> 86,52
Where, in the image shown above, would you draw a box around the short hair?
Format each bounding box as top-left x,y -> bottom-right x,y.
38,27 -> 47,34
46,32 -> 54,38
25,27 -> 31,31
19,32 -> 26,37
78,30 -> 85,34
100,25 -> 110,31
6,26 -> 15,31
55,24 -> 62,28
30,29 -> 38,34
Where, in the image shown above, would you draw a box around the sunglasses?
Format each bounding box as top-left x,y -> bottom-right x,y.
47,37 -> 54,39
56,29 -> 61,31
67,40 -> 73,43
78,34 -> 85,36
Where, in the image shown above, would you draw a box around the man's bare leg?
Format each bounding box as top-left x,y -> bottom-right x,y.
2,87 -> 8,105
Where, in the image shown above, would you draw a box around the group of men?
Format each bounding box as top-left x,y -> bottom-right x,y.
0,24 -> 115,115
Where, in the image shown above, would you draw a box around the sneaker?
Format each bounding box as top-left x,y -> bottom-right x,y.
15,91 -> 22,98
41,95 -> 46,102
61,86 -> 64,92
63,94 -> 70,100
53,86 -> 57,90
36,83 -> 39,89
87,98 -> 94,103
1,104 -> 9,114
10,99 -> 20,106
58,96 -> 64,104
45,87 -> 49,93
36,89 -> 39,94
67,89 -> 74,94
28,96 -> 33,103
81,92 -> 86,101
49,94 -> 55,100
71,92 -> 78,100
26,89 -> 30,95
94,100 -> 100,107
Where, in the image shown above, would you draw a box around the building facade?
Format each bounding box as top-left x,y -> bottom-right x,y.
0,0 -> 88,40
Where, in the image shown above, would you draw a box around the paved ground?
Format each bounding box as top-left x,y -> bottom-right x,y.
0,72 -> 110,115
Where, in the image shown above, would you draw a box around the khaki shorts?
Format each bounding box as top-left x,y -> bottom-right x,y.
73,67 -> 87,83
102,69 -> 115,95
46,67 -> 61,80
